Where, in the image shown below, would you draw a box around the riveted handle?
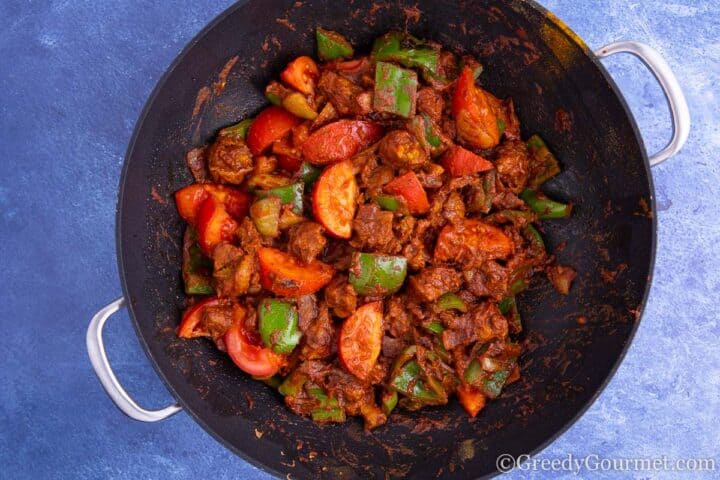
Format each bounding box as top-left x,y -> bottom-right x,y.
595,41 -> 690,167
87,297 -> 182,422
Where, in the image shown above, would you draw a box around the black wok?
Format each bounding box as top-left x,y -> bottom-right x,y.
87,0 -> 689,478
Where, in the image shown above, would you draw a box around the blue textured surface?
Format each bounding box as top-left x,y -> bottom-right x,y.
1,1 -> 718,479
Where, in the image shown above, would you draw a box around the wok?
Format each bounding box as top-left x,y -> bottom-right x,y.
87,0 -> 689,478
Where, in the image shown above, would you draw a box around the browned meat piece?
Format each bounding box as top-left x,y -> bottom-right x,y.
206,134 -> 253,184
500,99 -> 521,140
409,266 -> 462,302
351,203 -> 397,253
382,335 -> 408,358
325,368 -> 387,429
415,163 -> 445,189
394,215 -> 416,246
416,87 -> 445,124
427,176 -> 475,228
492,191 -> 525,210
495,140 -> 529,193
185,147 -> 209,183
318,71 -> 367,116
546,264 -> 577,295
311,102 -> 339,130
323,238 -> 354,271
301,302 -> 335,360
403,237 -> 430,271
378,130 -> 428,170
326,56 -> 374,86
442,302 -> 508,350
212,243 -> 260,296
385,295 -> 414,338
201,303 -> 233,340
463,261 -> 509,300
324,275 -> 357,318
236,217 -> 264,252
287,221 -> 327,264
253,155 -> 277,175
296,294 -> 318,332
442,191 -> 465,224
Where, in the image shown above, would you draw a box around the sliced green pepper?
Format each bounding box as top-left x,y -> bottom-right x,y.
496,117 -> 506,137
182,227 -> 215,295
381,389 -> 398,415
469,170 -> 496,214
482,369 -> 512,399
372,32 -> 439,77
295,162 -> 321,185
463,358 -> 483,384
250,197 -> 281,238
282,92 -> 317,120
522,224 -> 545,253
219,118 -> 253,139
375,194 -> 401,212
424,321 -> 445,335
498,296 -> 515,315
316,28 -> 354,61
390,360 -> 440,401
265,81 -> 287,107
258,299 -> 302,354
349,252 -> 408,296
436,292 -> 467,313
311,407 -> 346,422
520,189 -> 572,219
526,134 -> 560,188
373,61 -> 418,118
508,278 -> 528,296
278,371 -> 308,397
422,113 -> 442,147
256,183 -> 304,214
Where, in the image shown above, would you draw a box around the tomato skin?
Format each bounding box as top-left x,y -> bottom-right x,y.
272,138 -> 303,172
280,56 -> 320,95
301,120 -> 383,165
452,67 -> 500,149
338,302 -> 384,381
257,247 -> 335,297
312,160 -> 357,238
456,384 -> 486,417
441,146 -> 494,177
247,106 -> 301,155
177,297 -> 224,338
383,172 -> 429,214
435,218 -> 514,263
224,305 -> 285,378
175,184 -> 250,225
196,197 -> 238,255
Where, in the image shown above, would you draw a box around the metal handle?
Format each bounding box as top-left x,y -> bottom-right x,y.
87,297 -> 182,422
595,41 -> 690,167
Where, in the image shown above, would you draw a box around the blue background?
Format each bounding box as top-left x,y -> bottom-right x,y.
1,1 -> 718,478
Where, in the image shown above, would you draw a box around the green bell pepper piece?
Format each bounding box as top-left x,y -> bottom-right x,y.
296,162 -> 321,185
373,61 -> 418,118
258,299 -> 302,354
381,389 -> 398,415
375,194 -> 401,212
349,252 -> 408,296
372,32 -> 439,77
522,224 -> 546,253
424,321 -> 445,335
482,369 -> 512,399
250,197 -> 281,238
311,407 -> 346,422
526,134 -> 560,188
182,227 -> 215,295
219,118 -> 253,139
520,189 -> 572,219
496,117 -> 506,137
498,296 -> 515,315
463,358 -> 483,384
391,360 -> 440,401
436,292 -> 467,313
316,28 -> 354,61
422,113 -> 442,147
256,182 -> 304,215
278,371 -> 308,397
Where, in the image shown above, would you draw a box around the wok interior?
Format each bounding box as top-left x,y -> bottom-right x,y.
119,1 -> 653,478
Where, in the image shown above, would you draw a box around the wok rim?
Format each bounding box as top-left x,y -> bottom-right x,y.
114,0 -> 657,477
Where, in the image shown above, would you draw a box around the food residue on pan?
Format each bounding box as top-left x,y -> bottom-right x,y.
214,55 -> 239,95
150,186 -> 166,205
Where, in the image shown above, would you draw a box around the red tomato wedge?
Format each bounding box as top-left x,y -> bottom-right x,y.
301,120 -> 383,165
175,184 -> 250,225
272,138 -> 303,172
383,172 -> 429,214
452,67 -> 501,149
435,218 -> 513,263
196,197 -> 238,255
312,160 -> 357,238
257,247 -> 335,297
247,106 -> 301,155
338,301 -> 384,381
280,56 -> 319,95
177,297 -> 225,338
224,305 -> 286,377
456,384 -> 486,417
441,146 -> 494,177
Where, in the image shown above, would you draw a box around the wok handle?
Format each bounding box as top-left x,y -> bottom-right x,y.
595,41 -> 690,167
86,297 -> 182,422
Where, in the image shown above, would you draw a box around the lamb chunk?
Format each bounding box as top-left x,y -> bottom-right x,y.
301,302 -> 335,360
495,139 -> 529,193
442,302 -> 508,350
201,304 -> 233,340
212,243 -> 260,296
409,266 -> 462,302
442,191 -> 465,224
297,294 -> 318,332
324,275 -> 357,318
386,295 -> 414,338
351,203 -> 397,253
185,147 -> 209,183
318,71 -> 366,116
287,221 -> 327,264
378,130 -> 428,171
206,134 -> 253,184
416,87 -> 444,124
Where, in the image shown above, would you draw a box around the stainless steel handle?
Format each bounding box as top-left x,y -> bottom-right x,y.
87,297 -> 182,422
595,41 -> 690,167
